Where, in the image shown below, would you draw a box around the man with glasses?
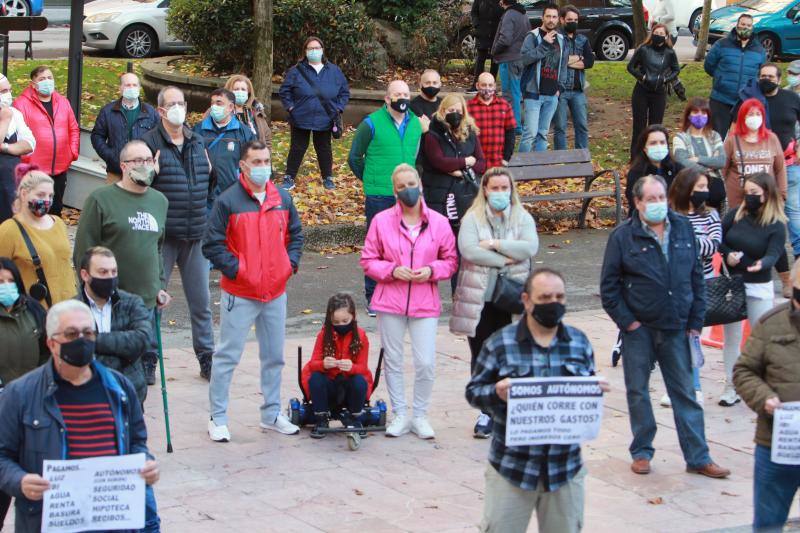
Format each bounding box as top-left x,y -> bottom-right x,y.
90,72 -> 159,183
73,140 -> 170,383
142,86 -> 215,382
0,300 -> 161,532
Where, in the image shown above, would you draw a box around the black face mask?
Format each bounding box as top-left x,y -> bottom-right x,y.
564,21 -> 578,34
332,323 -> 353,336
689,191 -> 710,209
758,79 -> 779,94
89,276 -> 118,300
420,86 -> 440,99
390,98 -> 410,113
445,111 -> 463,129
59,337 -> 95,367
531,301 -> 566,329
397,186 -> 421,207
744,194 -> 763,213
651,34 -> 666,47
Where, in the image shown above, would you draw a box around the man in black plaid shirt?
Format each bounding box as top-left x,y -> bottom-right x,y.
466,267 -> 609,533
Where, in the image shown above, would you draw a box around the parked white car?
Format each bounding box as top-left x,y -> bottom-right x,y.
82,0 -> 191,58
643,0 -> 726,32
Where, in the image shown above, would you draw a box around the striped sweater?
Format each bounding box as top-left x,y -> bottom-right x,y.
687,209 -> 722,279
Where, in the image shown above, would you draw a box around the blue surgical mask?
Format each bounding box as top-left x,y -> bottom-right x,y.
0,282 -> 19,308
646,145 -> 669,163
233,90 -> 248,105
36,79 -> 54,96
122,87 -> 140,100
643,201 -> 668,223
487,190 -> 511,211
248,165 -> 271,187
788,75 -> 800,88
306,49 -> 323,63
210,104 -> 228,123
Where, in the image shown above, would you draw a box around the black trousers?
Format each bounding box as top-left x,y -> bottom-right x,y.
630,84 -> 667,158
467,301 -> 513,375
285,126 -> 333,179
49,171 -> 67,217
0,490 -> 10,530
473,48 -> 499,83
710,98 -> 734,140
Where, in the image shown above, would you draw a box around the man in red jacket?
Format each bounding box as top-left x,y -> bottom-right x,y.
13,65 -> 80,216
202,140 -> 304,443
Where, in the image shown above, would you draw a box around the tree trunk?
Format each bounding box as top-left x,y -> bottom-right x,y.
631,0 -> 646,48
694,0 -> 713,62
252,0 -> 273,121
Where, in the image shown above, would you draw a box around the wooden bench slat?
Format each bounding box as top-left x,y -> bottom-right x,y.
508,148 -> 591,166
521,190 -> 616,203
513,162 -> 595,181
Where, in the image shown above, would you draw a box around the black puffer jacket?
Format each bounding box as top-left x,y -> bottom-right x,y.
142,122 -> 211,240
76,287 -> 152,405
472,0 -> 504,50
627,43 -> 680,93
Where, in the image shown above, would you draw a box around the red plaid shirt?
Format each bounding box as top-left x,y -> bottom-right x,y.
467,95 -> 516,169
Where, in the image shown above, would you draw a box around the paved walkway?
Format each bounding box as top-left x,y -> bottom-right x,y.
142,309 -> 778,532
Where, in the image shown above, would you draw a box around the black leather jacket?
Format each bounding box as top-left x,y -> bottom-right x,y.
627,43 -> 680,93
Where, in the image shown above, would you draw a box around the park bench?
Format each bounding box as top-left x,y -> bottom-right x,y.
0,16 -> 48,62
507,148 -> 622,228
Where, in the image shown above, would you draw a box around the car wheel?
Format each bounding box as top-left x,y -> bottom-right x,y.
2,0 -> 30,16
117,24 -> 157,59
688,8 -> 702,37
759,33 -> 779,61
597,30 -> 629,62
457,29 -> 477,61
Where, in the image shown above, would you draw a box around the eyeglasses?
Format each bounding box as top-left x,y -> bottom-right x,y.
52,328 -> 97,342
122,158 -> 155,166
162,102 -> 186,110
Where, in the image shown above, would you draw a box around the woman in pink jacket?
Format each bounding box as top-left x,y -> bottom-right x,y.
360,163 -> 457,440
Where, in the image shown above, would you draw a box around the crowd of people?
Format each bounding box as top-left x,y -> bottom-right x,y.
0,0 -> 797,530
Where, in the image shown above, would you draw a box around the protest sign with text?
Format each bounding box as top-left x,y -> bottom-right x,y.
772,402 -> 800,465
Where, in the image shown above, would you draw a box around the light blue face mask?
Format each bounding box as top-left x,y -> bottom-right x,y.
643,201 -> 668,223
122,87 -> 140,100
36,79 -> 55,96
233,90 -> 248,105
248,165 -> 272,187
487,190 -> 511,211
306,49 -> 323,63
646,145 -> 669,163
788,75 -> 800,88
210,104 -> 228,123
0,282 -> 19,308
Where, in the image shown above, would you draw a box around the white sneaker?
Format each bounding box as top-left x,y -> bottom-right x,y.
411,417 -> 435,439
718,386 -> 741,407
695,390 -> 704,406
385,414 -> 411,437
660,394 -> 672,408
208,419 -> 231,442
260,413 -> 299,435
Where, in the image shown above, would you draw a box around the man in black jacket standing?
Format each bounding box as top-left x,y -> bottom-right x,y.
469,0 -> 503,92
600,175 -> 730,479
492,0 -> 530,135
142,85 -> 214,382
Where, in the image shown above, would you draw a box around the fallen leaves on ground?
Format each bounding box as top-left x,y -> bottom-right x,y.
647,497 -> 664,505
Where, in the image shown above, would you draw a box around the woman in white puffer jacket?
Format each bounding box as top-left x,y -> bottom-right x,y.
449,166 -> 538,438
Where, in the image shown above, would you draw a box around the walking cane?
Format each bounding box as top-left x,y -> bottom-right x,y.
154,310 -> 174,453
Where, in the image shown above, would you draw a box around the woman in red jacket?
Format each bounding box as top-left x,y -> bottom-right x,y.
301,292 -> 374,438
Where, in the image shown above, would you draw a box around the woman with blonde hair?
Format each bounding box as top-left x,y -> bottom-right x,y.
224,74 -> 273,150
421,92 -> 486,226
0,164 -> 75,308
717,172 -> 787,407
450,166 -> 538,438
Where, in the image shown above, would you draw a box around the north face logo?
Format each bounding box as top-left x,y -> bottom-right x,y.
128,212 -> 159,232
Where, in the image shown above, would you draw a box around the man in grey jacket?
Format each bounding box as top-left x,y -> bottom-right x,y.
491,0 -> 530,135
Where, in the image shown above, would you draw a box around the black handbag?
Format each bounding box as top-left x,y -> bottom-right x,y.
295,63 -> 344,139
703,261 -> 747,327
491,271 -> 526,315
12,219 -> 51,306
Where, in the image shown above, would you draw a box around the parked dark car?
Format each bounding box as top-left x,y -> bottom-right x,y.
455,0 -> 649,62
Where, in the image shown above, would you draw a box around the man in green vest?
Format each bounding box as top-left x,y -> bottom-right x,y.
348,80 -> 427,315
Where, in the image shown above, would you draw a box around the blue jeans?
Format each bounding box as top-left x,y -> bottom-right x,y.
692,367 -> 701,391
754,444 -> 800,531
308,372 -> 368,414
364,195 -> 397,305
786,165 -> 800,257
498,62 -> 522,135
621,326 -> 711,467
144,485 -> 161,532
553,90 -> 589,150
519,95 -> 559,153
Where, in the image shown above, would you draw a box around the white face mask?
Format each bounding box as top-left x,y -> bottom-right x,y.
0,92 -> 13,108
745,115 -> 763,131
165,105 -> 186,126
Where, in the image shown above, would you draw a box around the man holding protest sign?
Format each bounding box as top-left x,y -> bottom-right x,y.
466,268 -> 609,533
0,300 -> 160,532
734,259 -> 800,530
600,174 -> 730,479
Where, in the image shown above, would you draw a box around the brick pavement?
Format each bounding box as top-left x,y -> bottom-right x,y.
141,309 -> 779,532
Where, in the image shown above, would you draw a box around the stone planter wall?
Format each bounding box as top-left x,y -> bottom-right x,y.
140,56 -> 386,126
